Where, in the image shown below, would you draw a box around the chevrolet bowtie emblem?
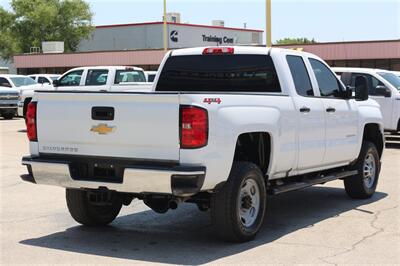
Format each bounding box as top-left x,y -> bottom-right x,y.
90,123 -> 116,135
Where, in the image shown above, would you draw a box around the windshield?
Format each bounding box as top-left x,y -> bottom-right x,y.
378,72 -> 400,90
10,77 -> 37,87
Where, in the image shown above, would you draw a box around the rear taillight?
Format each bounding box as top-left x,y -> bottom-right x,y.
26,102 -> 37,141
180,106 -> 208,149
202,47 -> 234,55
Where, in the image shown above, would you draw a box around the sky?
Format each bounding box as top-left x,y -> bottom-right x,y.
1,0 -> 399,43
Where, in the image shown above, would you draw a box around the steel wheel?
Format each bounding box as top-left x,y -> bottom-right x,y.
363,153 -> 376,189
238,179 -> 260,228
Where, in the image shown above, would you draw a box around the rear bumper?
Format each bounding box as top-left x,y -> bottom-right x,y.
21,156 -> 206,196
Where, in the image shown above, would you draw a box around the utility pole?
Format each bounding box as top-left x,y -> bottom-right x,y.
266,0 -> 272,47
163,0 -> 168,52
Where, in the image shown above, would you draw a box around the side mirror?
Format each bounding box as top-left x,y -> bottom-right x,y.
52,79 -> 59,87
375,85 -> 391,97
354,76 -> 369,101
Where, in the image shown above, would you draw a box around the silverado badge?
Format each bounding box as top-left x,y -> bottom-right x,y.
90,123 -> 116,135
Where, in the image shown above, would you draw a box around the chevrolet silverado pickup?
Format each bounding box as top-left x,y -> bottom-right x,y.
21,47 -> 384,242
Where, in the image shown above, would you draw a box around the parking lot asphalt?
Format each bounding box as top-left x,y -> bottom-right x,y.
1,118 -> 399,265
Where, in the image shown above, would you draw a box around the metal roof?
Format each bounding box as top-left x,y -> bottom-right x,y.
13,40 -> 400,69
276,39 -> 400,60
95,21 -> 264,33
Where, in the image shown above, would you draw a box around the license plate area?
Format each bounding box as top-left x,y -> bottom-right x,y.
69,160 -> 123,183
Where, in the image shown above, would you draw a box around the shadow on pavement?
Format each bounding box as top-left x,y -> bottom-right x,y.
20,186 -> 387,264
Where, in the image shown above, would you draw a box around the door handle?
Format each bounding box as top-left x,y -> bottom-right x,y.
326,107 -> 336,113
299,107 -> 311,113
92,106 -> 115,120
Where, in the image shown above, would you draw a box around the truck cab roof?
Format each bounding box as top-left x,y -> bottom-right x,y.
66,66 -> 145,72
169,46 -> 319,59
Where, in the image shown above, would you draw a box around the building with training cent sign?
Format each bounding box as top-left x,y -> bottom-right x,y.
10,19 -> 400,74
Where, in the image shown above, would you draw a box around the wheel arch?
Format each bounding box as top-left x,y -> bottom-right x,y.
232,132 -> 273,178
362,123 -> 384,158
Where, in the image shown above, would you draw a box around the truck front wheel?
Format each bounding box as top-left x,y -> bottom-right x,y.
344,141 -> 380,199
211,162 -> 267,242
66,189 -> 122,226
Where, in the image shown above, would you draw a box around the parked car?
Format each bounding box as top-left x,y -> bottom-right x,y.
144,71 -> 157,82
52,66 -> 152,91
28,74 -> 61,87
0,75 -> 43,117
0,77 -> 19,119
333,67 -> 400,133
20,66 -> 152,117
21,47 -> 384,242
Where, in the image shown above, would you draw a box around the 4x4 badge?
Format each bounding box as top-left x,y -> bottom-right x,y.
90,123 -> 116,135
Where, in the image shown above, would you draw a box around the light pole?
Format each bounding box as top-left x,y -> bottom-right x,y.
266,0 -> 272,47
163,0 -> 168,52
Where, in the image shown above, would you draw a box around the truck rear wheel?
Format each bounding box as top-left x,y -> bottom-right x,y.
66,189 -> 122,226
211,162 -> 267,242
344,141 -> 380,199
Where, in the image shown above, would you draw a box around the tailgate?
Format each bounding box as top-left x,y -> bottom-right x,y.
36,92 -> 180,161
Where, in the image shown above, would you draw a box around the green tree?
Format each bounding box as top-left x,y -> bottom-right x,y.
275,37 -> 317,45
0,7 -> 19,59
0,0 -> 94,60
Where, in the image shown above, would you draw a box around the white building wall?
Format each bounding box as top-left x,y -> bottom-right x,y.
78,23 -> 263,52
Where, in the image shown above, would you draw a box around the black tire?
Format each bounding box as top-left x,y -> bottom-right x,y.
211,162 -> 267,242
66,189 -> 122,226
2,112 -> 14,120
344,141 -> 380,199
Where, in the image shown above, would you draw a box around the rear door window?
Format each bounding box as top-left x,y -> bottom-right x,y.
286,55 -> 314,96
156,55 -> 281,93
38,76 -> 50,84
147,74 -> 156,82
114,70 -> 146,84
85,69 -> 109,86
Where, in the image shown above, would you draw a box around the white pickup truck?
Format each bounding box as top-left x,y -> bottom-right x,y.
19,66 -> 152,117
333,67 -> 400,133
21,47 -> 384,242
